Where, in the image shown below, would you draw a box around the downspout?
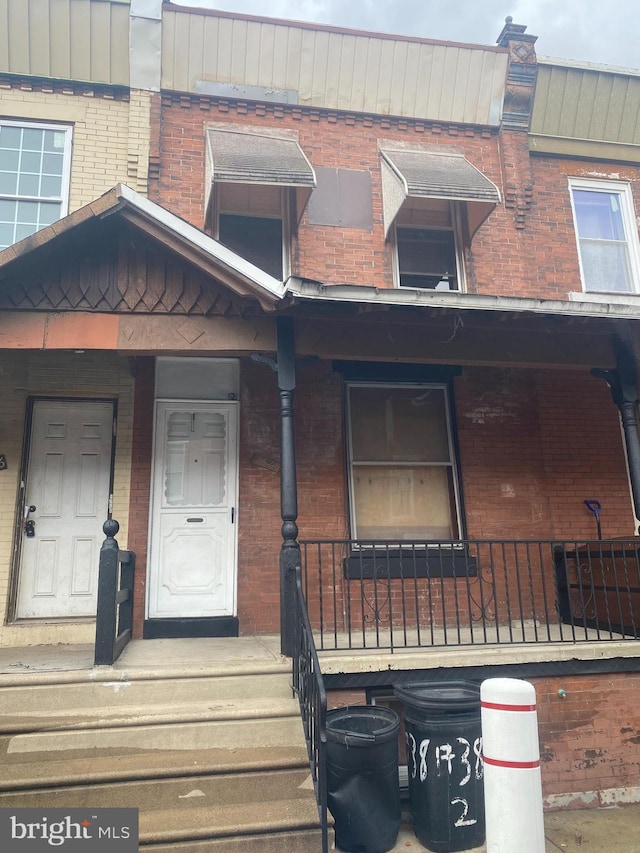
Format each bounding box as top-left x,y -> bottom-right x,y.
592,338 -> 640,532
277,316 -> 300,656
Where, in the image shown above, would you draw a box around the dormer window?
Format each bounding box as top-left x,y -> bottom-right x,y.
206,128 -> 316,281
380,147 -> 500,293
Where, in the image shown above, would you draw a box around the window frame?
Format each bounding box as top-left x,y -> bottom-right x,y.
213,183 -> 291,281
393,202 -> 466,292
568,177 -> 640,295
345,381 -> 463,543
0,119 -> 73,249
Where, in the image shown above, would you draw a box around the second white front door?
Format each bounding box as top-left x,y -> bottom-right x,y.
148,402 -> 238,619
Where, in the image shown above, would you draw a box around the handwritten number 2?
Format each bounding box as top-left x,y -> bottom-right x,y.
451,797 -> 477,827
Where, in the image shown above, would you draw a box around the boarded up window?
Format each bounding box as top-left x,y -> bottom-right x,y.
307,167 -> 372,228
347,385 -> 460,540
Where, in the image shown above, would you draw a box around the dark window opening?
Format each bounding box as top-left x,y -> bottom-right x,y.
218,213 -> 283,279
397,226 -> 458,291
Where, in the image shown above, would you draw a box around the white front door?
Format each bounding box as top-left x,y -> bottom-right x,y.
148,402 -> 238,619
16,400 -> 114,619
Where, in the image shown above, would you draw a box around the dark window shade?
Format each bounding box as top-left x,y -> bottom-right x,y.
218,213 -> 283,279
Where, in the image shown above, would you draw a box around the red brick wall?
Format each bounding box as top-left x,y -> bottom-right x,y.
456,366 -> 633,541
127,357 -> 155,638
328,673 -> 640,806
534,672 -> 640,804
156,96 -> 504,293
155,95 -> 640,302
236,357 -> 347,632
126,358 -> 633,635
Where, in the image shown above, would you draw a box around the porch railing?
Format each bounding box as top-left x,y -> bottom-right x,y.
292,563 -> 328,853
300,538 -> 640,651
94,519 -> 136,666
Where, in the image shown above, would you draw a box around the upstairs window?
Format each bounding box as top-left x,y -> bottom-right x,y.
206,128 -> 315,281
380,147 -> 500,294
0,121 -> 72,250
569,179 -> 640,294
347,384 -> 461,540
216,183 -> 286,280
395,200 -> 462,291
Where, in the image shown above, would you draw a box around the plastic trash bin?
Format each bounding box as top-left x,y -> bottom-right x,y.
394,681 -> 484,852
326,705 -> 401,853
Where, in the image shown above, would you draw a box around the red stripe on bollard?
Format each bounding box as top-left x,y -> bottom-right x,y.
484,756 -> 540,769
481,701 -> 536,712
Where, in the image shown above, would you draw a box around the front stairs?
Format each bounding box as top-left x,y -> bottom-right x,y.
0,639 -> 323,851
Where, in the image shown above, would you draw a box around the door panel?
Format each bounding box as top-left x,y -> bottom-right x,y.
148,403 -> 238,619
16,401 -> 114,619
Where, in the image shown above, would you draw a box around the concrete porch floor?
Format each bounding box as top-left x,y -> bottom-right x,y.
0,636 -> 286,678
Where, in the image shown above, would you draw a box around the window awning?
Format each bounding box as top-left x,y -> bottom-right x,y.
207,129 -> 316,222
380,148 -> 501,238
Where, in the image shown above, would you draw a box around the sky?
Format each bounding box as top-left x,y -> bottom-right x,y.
169,0 -> 640,71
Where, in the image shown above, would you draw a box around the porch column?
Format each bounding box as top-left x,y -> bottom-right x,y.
277,316 -> 300,657
592,339 -> 640,530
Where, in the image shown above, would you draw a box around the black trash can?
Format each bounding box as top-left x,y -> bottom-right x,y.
394,681 -> 484,853
326,705 -> 401,853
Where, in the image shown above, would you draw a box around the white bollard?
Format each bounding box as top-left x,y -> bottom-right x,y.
481,677 -> 545,853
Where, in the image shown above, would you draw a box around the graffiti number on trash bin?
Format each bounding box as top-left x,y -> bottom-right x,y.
406,734 -> 483,783
419,738 -> 430,782
406,733 -> 484,832
451,797 -> 477,827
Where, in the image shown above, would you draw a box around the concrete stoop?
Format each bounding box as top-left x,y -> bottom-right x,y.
0,662 -> 324,851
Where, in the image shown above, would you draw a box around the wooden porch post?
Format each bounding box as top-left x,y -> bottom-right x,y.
277,316 -> 299,657
593,338 -> 640,531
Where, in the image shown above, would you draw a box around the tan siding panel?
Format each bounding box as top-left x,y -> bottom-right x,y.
244,21 -> 262,87
162,10 -> 507,126
0,3 -> 9,75
109,2 -> 129,86
50,0 -> 72,81
29,0 -> 52,78
283,25 -> 302,93
271,24 -> 290,90
69,0 -> 92,81
400,42 -> 421,117
324,32 -> 343,107
589,73 -> 613,141
573,72 -> 599,140
6,0 -> 30,75
311,30 -> 330,102
532,63 -> 640,147
349,36 -> 370,114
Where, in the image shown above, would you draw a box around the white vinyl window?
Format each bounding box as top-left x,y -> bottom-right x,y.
346,384 -> 461,540
0,121 -> 72,250
569,179 -> 640,294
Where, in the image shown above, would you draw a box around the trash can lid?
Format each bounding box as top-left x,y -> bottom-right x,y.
394,680 -> 480,712
326,705 -> 399,746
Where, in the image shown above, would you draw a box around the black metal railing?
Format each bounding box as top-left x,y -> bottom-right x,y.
94,519 -> 136,666
292,563 -> 328,853
300,538 -> 640,652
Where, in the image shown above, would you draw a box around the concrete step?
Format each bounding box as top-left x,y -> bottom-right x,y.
0,768 -> 322,849
0,695 -> 299,734
0,642 -> 323,852
5,712 -> 306,755
0,669 -> 293,716
0,741 -> 310,791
